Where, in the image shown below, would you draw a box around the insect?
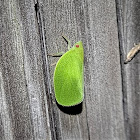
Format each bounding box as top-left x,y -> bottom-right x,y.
125,43 -> 140,63
50,35 -> 84,106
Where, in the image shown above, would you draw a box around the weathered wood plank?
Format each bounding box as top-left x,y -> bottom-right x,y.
82,0 -> 126,139
0,0 -> 52,139
39,0 -> 126,139
0,0 -> 130,139
116,0 -> 140,140
38,0 -> 89,139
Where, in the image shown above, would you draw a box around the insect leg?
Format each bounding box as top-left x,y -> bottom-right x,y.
48,51 -> 65,57
62,34 -> 71,50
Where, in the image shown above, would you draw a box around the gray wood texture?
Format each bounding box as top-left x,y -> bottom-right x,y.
116,0 -> 140,140
0,0 -> 139,140
0,0 -> 51,140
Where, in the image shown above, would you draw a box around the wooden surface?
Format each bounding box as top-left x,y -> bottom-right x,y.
117,0 -> 140,140
0,0 -> 139,140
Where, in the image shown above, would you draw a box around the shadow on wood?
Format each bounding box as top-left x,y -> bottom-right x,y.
56,102 -> 83,115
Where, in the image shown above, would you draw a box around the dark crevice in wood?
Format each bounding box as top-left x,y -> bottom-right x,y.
34,1 -> 59,140
34,2 -> 39,18
115,0 -> 129,139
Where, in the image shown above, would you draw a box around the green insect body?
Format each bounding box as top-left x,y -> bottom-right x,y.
53,38 -> 84,106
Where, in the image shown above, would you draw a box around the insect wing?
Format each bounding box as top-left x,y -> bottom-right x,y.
53,41 -> 84,106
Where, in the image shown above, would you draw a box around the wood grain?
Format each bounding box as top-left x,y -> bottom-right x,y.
0,0 -> 51,139
1,0 -> 137,139
82,0 -> 126,139
39,0 -> 125,139
116,0 -> 140,140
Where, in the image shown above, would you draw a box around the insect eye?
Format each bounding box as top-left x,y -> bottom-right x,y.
76,44 -> 79,48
